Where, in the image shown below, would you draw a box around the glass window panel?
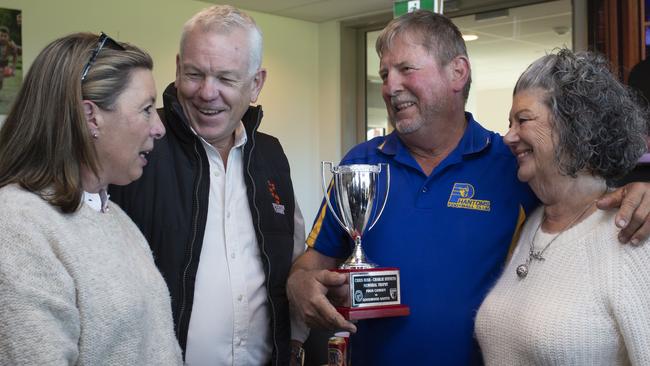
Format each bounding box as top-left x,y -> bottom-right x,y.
364,0 -> 572,139
366,30 -> 390,140
458,0 -> 572,134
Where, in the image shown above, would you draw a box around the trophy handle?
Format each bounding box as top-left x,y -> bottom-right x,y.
321,161 -> 348,232
367,163 -> 390,231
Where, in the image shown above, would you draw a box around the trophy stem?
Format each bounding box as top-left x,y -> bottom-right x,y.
340,236 -> 377,270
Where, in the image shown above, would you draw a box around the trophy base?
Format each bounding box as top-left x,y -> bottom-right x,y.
335,304 -> 410,320
332,267 -> 409,320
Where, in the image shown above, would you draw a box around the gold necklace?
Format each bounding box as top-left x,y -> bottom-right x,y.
515,196 -> 600,279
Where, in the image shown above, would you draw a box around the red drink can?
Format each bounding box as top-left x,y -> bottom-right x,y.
334,331 -> 351,364
328,336 -> 347,366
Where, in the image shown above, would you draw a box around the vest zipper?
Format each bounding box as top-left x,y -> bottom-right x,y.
177,139 -> 204,345
246,111 -> 280,365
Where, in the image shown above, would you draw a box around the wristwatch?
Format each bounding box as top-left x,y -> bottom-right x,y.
290,344 -> 305,366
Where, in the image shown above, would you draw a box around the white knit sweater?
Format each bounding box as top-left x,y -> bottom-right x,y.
476,207 -> 650,365
0,185 -> 182,365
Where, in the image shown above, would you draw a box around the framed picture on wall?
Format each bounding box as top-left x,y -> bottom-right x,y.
0,7 -> 22,122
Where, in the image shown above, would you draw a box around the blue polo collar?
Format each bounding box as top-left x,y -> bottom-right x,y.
378,112 -> 492,157
377,112 -> 493,175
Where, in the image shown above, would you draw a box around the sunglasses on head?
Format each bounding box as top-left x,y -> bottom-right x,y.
80,32 -> 125,82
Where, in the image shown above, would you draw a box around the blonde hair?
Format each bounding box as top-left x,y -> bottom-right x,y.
0,32 -> 153,213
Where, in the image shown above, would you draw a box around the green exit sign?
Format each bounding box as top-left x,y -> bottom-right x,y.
393,0 -> 441,17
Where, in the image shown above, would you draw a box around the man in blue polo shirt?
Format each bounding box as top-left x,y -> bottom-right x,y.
287,10 -> 650,365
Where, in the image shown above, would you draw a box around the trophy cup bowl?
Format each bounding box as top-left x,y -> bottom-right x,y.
322,162 -> 409,320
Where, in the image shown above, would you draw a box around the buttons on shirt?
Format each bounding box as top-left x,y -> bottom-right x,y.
188,138 -> 271,363
233,337 -> 245,347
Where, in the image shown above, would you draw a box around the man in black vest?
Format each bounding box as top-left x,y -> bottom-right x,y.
110,5 -> 307,366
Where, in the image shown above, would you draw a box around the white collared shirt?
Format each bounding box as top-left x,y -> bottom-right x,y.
185,122 -> 307,366
83,190 -> 109,212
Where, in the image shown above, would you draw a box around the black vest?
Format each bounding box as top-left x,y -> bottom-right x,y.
109,83 -> 296,365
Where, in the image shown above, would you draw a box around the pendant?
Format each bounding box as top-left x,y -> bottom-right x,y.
516,263 -> 528,278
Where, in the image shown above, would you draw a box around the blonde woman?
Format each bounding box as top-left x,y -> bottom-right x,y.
0,33 -> 182,365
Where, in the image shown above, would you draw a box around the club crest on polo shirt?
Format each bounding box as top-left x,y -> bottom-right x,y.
447,183 -> 491,212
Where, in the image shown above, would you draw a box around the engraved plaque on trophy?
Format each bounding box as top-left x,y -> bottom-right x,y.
322,162 -> 410,320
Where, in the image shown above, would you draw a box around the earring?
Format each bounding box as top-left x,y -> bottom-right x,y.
91,130 -> 99,139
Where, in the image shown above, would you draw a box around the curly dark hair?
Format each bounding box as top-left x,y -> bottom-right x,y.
513,48 -> 649,180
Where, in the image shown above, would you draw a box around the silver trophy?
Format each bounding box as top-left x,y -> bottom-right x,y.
321,162 -> 390,270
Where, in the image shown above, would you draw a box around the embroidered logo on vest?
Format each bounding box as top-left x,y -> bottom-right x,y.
447,183 -> 490,212
267,180 -> 285,215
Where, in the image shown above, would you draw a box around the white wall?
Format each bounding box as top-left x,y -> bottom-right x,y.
314,20 -> 343,222
467,87 -> 513,136
0,0 -> 330,223
253,13 -> 322,225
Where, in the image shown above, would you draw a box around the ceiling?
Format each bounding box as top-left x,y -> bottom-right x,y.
201,0 -> 557,23
201,0 -> 394,23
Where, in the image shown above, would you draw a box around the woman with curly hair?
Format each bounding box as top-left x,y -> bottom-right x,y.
475,49 -> 650,364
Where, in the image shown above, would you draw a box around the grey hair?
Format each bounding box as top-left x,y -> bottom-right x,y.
514,48 -> 649,180
376,10 -> 471,100
180,5 -> 263,75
